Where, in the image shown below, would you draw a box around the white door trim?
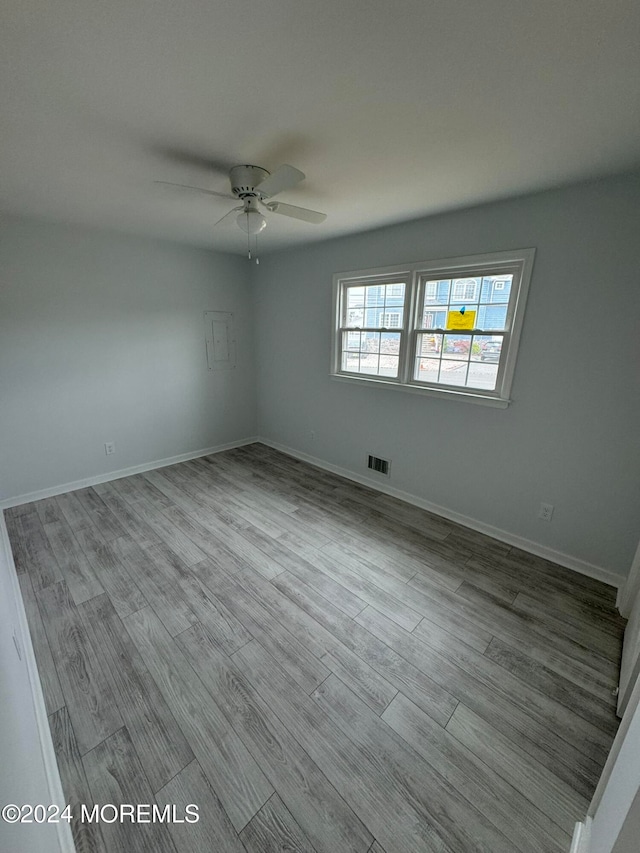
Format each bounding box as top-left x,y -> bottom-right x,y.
618,537 -> 640,618
570,817 -> 592,853
0,517 -> 75,853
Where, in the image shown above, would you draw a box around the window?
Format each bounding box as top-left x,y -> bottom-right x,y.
338,281 -> 406,378
331,249 -> 535,407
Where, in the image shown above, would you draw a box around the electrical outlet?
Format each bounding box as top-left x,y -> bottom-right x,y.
539,502 -> 554,522
104,441 -> 116,456
309,430 -> 316,440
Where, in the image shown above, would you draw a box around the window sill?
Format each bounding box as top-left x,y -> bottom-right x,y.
329,372 -> 511,408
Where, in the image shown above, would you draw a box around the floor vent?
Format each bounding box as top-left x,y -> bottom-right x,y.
367,455 -> 390,477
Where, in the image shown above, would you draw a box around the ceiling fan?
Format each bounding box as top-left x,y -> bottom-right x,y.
156,164 -> 326,258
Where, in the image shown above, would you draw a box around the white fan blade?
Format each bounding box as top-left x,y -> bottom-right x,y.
212,206 -> 243,229
155,181 -> 235,200
266,201 -> 326,224
256,164 -> 305,198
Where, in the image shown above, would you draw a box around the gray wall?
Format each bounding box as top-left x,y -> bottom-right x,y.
2,174 -> 638,577
0,216 -> 256,501
253,172 -> 640,578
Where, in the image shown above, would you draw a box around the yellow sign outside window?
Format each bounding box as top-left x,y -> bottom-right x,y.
446,309 -> 476,331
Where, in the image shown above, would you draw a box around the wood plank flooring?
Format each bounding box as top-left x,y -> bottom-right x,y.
4,443 -> 625,853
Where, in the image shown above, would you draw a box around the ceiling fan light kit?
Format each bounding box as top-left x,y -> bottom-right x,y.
156,161 -> 327,259
236,197 -> 267,234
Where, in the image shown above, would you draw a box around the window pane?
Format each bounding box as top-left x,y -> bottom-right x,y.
477,304 -> 507,331
416,333 -> 442,357
451,278 -> 480,303
467,361 -> 499,390
342,351 -> 361,372
364,306 -> 379,326
345,331 -> 362,351
422,309 -> 447,329
443,334 -> 471,360
386,283 -> 405,299
470,335 -> 487,361
359,352 -> 381,374
346,287 -> 365,310
381,332 -> 401,354
414,357 -> 440,382
480,275 -> 513,303
424,279 -> 450,305
345,307 -> 364,327
362,331 -> 381,353
379,355 -> 399,377
477,337 -> 503,364
439,359 -> 469,386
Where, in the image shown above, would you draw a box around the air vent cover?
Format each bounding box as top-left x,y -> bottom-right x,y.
367,455 -> 390,477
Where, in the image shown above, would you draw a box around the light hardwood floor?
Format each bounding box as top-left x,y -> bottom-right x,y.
4,443 -> 624,853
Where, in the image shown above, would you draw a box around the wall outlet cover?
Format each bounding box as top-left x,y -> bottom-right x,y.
539,502 -> 554,522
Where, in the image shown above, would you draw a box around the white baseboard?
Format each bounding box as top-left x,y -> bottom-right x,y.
0,436 -> 260,510
258,438 -> 623,590
570,818 -> 592,853
0,518 -> 75,853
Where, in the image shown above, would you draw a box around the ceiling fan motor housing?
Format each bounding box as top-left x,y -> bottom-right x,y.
230,165 -> 270,198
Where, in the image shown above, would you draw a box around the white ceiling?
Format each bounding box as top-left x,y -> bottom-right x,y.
2,0 -> 640,255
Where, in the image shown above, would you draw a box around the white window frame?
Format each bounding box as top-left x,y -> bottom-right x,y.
331,249 -> 535,408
